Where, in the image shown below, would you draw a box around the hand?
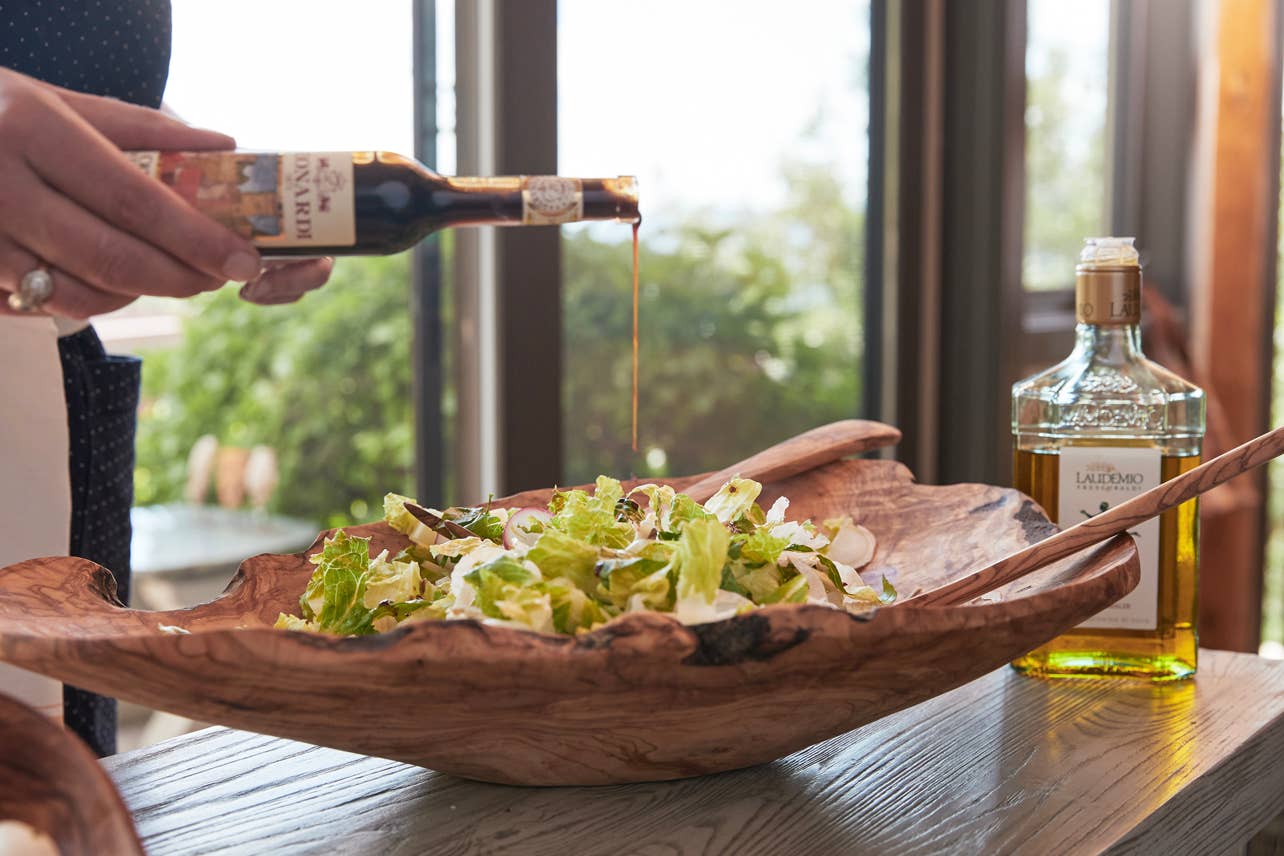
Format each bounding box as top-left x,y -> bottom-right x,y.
0,67 -> 264,318
239,258 -> 335,305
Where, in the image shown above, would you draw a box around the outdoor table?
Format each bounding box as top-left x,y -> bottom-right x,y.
99,649 -> 1284,855
130,503 -> 319,610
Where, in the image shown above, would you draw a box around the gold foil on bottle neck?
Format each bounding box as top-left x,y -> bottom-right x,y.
1075,266 -> 1140,325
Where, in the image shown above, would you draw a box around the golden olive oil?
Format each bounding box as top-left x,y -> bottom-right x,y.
1010,447 -> 1199,680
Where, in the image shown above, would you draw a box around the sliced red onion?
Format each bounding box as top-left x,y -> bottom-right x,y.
503,507 -> 552,550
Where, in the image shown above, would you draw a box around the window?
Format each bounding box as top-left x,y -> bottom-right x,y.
1022,0 -> 1111,292
557,0 -> 872,484
1265,115 -> 1284,654
122,0 -> 419,531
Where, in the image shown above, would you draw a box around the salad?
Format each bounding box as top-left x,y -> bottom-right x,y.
275,476 -> 888,637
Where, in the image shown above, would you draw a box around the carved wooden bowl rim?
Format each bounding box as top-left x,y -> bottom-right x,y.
0,457 -> 1140,785
0,456 -> 1140,666
0,693 -> 144,856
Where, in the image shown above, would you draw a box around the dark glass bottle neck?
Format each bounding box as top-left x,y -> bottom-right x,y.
425,176 -> 639,227
349,153 -> 639,254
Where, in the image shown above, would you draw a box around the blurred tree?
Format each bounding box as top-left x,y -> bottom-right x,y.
562,155 -> 864,483
1023,37 -> 1108,289
134,254 -> 415,528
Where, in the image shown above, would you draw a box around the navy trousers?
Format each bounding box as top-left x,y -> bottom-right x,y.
58,326 -> 140,757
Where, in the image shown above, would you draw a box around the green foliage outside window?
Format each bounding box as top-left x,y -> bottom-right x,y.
134,255 -> 416,530
563,158 -> 863,483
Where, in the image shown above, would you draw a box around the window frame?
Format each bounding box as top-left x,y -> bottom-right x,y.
449,0 -> 562,501
425,1 -> 1278,658
412,0 -> 446,508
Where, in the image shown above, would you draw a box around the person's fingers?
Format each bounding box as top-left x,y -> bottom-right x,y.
0,238 -> 137,319
1,168 -> 225,299
18,70 -> 236,151
5,88 -> 261,284
239,258 -> 335,305
53,86 -> 237,151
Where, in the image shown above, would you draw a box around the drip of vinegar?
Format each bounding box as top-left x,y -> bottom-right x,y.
632,221 -> 640,453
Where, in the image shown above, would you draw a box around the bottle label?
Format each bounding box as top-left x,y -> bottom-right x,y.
1057,446 -> 1161,630
522,176 -> 584,225
126,151 -> 356,248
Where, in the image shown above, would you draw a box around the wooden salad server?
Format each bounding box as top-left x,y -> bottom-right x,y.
907,425 -> 1284,608
680,419 -> 902,503
493,419 -> 903,509
407,419 -> 901,538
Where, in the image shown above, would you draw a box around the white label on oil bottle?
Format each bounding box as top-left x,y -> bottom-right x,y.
1057,446 -> 1161,630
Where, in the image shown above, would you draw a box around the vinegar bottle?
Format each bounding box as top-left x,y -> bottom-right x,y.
126,150 -> 639,255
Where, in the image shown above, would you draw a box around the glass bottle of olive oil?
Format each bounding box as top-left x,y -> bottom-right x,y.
1010,237 -> 1205,680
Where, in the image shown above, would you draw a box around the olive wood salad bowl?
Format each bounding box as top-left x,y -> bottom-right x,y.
0,693 -> 144,855
0,421 -> 1147,786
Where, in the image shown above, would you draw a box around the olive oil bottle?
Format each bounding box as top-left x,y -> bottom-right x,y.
1010,238 -> 1204,680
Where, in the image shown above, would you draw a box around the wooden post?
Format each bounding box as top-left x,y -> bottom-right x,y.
1189,0 -> 1282,652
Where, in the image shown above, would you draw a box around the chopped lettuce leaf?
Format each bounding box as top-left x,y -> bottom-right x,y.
594,475 -> 624,507
765,495 -> 790,525
284,474 -> 880,637
597,555 -> 672,612
464,557 -> 536,611
815,554 -> 847,591
300,531 -> 379,636
738,527 -> 790,566
783,553 -> 833,602
709,588 -> 757,619
383,492 -> 419,534
462,556 -> 553,632
719,565 -> 752,598
274,613 -> 314,632
527,529 -> 599,592
763,573 -> 809,604
363,551 -> 423,609
541,578 -> 609,633
547,476 -> 635,548
629,483 -> 677,531
669,494 -> 715,531
703,477 -> 763,524
771,520 -> 828,551
431,537 -> 488,560
393,544 -> 447,582
444,505 -> 507,543
672,517 -> 731,623
881,575 -> 898,604
383,492 -> 438,547
733,563 -> 784,602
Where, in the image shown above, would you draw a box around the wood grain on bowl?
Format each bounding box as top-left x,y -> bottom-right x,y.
0,693 -> 143,855
0,453 -> 1139,786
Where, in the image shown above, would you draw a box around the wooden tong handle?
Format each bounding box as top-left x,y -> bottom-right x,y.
905,425 -> 1284,608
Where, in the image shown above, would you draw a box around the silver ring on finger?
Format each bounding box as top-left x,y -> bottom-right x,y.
8,266 -> 55,313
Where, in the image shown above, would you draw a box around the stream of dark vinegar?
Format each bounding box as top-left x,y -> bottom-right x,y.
632,221 -> 640,454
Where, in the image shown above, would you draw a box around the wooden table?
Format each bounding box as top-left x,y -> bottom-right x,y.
101,649 -> 1284,855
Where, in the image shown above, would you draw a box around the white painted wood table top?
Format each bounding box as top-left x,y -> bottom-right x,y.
99,649 -> 1284,856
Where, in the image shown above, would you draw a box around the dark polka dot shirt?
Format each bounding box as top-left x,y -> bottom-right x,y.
2,1 -> 171,756
0,0 -> 171,108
